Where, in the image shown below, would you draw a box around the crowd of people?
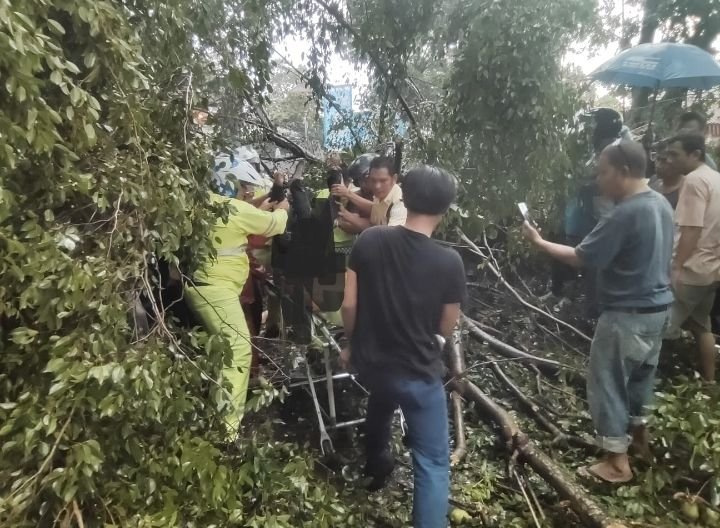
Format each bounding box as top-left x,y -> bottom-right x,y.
525,114 -> 720,484
182,109 -> 719,527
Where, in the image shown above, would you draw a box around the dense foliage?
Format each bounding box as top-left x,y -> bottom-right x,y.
3,0 -> 720,526
0,0 -> 359,526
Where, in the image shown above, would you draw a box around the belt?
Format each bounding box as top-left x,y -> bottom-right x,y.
604,304 -> 670,314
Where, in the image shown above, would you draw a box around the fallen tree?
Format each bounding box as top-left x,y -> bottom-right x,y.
447,331 -> 468,465
446,326 -> 625,528
461,315 -> 577,377
458,230 -> 592,343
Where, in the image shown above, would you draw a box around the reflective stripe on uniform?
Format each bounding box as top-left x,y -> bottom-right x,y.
216,245 -> 248,257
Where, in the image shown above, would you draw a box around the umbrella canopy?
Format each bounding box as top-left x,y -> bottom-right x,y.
590,43 -> 720,90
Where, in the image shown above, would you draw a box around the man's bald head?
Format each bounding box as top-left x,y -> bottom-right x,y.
602,140 -> 647,178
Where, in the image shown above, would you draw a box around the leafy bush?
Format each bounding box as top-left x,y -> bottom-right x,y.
0,0 -> 357,525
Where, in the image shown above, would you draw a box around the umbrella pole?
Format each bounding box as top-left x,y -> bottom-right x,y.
647,85 -> 659,129
640,86 -> 659,178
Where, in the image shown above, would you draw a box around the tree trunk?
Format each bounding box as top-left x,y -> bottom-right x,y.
629,0 -> 660,124
446,335 -> 625,528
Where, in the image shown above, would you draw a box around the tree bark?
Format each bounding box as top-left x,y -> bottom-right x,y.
446,336 -> 625,528
446,330 -> 468,465
462,315 -> 575,376
490,362 -> 598,452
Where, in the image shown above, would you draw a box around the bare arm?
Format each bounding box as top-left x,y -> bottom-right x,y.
674,226 -> 702,271
338,207 -> 371,234
523,221 -> 583,268
249,192 -> 270,208
535,239 -> 583,268
439,303 -> 461,337
341,269 -> 358,339
332,184 -> 373,215
346,192 -> 373,215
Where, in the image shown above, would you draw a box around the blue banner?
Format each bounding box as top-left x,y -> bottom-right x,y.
322,85 -> 408,150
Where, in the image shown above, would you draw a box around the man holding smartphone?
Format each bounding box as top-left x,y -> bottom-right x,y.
522,139 -> 673,483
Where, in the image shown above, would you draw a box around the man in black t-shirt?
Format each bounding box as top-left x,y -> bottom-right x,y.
341,166 -> 466,528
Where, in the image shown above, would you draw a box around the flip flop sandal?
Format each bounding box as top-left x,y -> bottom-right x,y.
577,465 -> 634,485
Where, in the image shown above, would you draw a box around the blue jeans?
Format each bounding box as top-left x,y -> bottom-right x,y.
364,373 -> 449,528
587,309 -> 669,453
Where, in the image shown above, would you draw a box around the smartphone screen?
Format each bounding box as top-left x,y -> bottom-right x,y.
517,202 -> 534,225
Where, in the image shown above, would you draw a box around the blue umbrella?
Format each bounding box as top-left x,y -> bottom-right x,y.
590,43 -> 720,90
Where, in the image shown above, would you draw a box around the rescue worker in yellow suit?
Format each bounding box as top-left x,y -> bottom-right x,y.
186,154 -> 289,434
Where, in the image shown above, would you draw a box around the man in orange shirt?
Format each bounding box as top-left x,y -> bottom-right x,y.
665,133 -> 720,382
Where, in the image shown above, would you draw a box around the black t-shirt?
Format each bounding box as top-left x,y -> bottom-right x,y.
348,226 -> 467,380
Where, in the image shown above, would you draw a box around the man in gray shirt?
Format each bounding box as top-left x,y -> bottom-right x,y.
523,139 -> 674,483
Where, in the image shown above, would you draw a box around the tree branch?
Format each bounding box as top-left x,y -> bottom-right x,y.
311,0 -> 426,148
244,118 -> 322,163
458,229 -> 592,343
491,362 -> 597,452
462,315 -> 575,376
446,334 -> 625,528
446,330 -> 468,465
270,50 -> 365,151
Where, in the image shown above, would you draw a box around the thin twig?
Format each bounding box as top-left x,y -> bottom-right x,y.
536,321 -> 588,358
310,0 -> 427,149
513,468 -> 543,528
9,405 -> 76,500
463,315 -> 578,375
458,229 -> 592,342
106,188 -> 124,259
72,500 -> 85,528
491,362 -> 597,452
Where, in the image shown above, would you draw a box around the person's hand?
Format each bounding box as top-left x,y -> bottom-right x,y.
273,170 -> 287,187
331,184 -> 350,199
258,198 -> 274,211
338,207 -> 359,224
339,347 -> 351,370
521,221 -> 543,246
671,267 -> 681,292
273,198 -> 290,211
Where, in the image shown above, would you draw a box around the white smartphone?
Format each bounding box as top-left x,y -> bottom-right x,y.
517,202 -> 535,226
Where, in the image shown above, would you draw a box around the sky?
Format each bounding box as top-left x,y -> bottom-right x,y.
275,0 -> 637,106
276,0 -> 719,108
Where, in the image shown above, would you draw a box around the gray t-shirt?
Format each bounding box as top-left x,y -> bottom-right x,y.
575,190 -> 674,309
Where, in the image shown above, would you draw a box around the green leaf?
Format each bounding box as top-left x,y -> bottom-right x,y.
47,19 -> 65,35
83,52 -> 96,68
50,70 -> 63,85
65,61 -> 80,75
84,123 -> 96,143
70,86 -> 82,106
26,108 -> 38,130
44,357 -> 66,373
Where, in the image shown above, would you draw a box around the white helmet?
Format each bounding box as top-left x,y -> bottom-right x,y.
212,154 -> 263,197
233,146 -> 261,165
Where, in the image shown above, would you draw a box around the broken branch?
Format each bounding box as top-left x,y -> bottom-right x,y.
462,315 -> 575,376
457,229 -> 592,343
446,330 -> 624,528
491,362 -> 597,452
